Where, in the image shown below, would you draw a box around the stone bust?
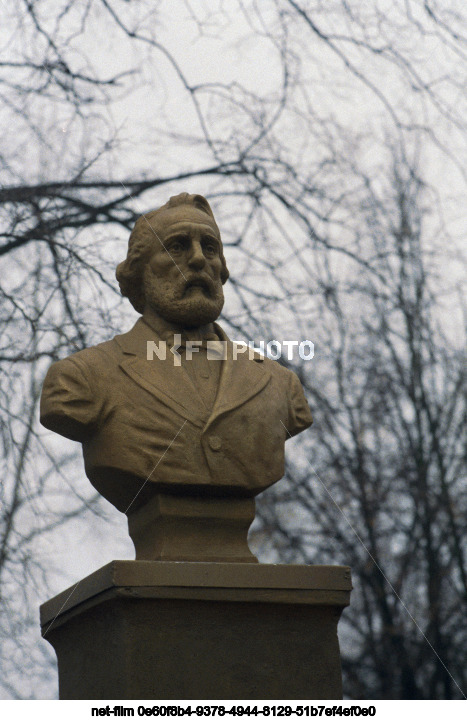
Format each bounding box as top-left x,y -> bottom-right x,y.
40,193 -> 313,562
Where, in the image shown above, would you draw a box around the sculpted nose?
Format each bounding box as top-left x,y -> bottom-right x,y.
188,241 -> 206,270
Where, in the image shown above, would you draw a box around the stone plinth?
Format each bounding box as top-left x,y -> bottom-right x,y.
40,561 -> 351,700
127,493 -> 258,563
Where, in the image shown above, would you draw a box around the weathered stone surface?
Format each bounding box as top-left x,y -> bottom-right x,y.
41,561 -> 352,700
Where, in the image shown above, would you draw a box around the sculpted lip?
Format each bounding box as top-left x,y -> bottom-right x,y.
184,276 -> 213,295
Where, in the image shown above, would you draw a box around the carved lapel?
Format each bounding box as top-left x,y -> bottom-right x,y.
115,320 -> 206,427
114,319 -> 271,430
206,334 -> 271,427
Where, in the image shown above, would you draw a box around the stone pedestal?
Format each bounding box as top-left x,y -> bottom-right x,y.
127,493 -> 258,563
40,561 -> 351,700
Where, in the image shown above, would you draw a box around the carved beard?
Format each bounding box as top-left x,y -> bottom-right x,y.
143,267 -> 224,328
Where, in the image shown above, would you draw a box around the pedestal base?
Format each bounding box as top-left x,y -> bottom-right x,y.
40,562 -> 352,700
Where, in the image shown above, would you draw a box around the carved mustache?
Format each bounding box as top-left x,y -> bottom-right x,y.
183,274 -> 217,296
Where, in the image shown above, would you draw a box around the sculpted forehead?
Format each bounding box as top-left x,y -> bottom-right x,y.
144,205 -> 220,240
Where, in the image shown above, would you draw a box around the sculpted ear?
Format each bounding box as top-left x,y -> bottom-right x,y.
116,257 -> 146,314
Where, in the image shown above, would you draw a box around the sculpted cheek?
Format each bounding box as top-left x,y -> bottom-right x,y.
209,258 -> 223,277
149,255 -> 171,275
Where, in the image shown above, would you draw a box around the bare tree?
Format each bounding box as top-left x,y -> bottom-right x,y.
251,152 -> 467,699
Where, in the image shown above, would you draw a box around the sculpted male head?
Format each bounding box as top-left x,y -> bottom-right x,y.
116,193 -> 229,327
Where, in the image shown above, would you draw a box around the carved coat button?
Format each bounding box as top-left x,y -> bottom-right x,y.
208,435 -> 222,451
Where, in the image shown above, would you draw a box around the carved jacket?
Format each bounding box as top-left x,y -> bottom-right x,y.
40,319 -> 313,507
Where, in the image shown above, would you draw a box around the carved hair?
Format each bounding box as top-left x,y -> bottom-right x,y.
116,193 -> 229,313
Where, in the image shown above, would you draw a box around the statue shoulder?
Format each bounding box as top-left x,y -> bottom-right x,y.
250,351 -> 295,379
40,337 -> 122,440
251,355 -> 312,430
45,336 -> 121,381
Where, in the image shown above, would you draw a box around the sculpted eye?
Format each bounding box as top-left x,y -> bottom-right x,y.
167,235 -> 188,253
202,237 -> 219,256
